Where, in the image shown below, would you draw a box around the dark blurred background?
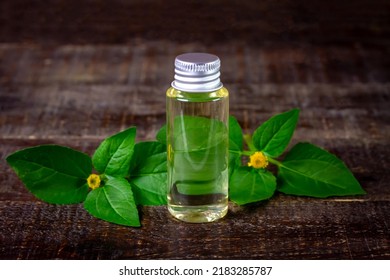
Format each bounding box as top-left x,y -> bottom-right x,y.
1,0 -> 389,47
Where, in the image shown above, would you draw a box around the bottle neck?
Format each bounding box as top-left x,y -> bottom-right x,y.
167,87 -> 228,102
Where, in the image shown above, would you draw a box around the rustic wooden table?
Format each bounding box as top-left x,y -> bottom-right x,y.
0,0 -> 389,259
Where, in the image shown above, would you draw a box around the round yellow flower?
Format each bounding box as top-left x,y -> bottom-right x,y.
87,174 -> 101,190
248,151 -> 269,169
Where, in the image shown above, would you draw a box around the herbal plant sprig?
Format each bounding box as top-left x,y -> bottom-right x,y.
6,127 -> 167,227
227,109 -> 365,205
6,109 -> 366,227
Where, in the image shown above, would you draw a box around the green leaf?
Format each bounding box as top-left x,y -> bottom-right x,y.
157,115 -> 242,151
156,124 -> 167,145
228,151 -> 241,179
172,115 -> 227,151
169,116 -> 228,196
6,145 -> 91,204
228,116 -> 244,177
92,127 -> 136,177
229,167 -> 276,205
277,142 -> 366,197
128,141 -> 167,205
253,109 -> 299,157
84,176 -> 140,227
229,115 -> 243,151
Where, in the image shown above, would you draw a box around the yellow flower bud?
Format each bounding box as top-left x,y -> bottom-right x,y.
248,151 -> 269,169
87,174 -> 101,190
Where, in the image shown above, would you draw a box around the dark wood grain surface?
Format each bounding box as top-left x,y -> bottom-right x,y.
0,0 -> 389,259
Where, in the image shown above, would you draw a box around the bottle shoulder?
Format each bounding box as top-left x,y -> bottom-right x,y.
166,87 -> 229,100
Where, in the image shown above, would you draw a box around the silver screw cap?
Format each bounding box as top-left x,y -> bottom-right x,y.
172,53 -> 223,92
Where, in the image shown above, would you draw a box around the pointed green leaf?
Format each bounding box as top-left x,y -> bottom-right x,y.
6,145 -> 91,204
229,115 -> 243,151
229,167 -> 276,205
84,176 -> 140,227
253,109 -> 299,157
277,142 -> 366,197
171,115 -> 227,151
156,124 -> 167,145
228,151 -> 241,179
157,115 -> 242,151
128,141 -> 167,205
228,116 -> 244,178
169,116 -> 228,198
92,127 -> 136,177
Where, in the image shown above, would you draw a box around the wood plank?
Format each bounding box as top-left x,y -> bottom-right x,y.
1,44 -> 390,85
1,83 -> 389,140
0,200 -> 388,259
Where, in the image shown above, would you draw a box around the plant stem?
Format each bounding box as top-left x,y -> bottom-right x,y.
243,134 -> 256,151
241,150 -> 253,156
268,157 -> 282,167
229,149 -> 254,156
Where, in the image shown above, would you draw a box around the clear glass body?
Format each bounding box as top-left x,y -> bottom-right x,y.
166,87 -> 229,223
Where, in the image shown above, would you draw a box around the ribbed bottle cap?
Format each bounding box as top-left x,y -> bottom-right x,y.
171,53 -> 223,92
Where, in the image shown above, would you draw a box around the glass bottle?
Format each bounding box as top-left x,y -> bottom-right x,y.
166,53 -> 229,223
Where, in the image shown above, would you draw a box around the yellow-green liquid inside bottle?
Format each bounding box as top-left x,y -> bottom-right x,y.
166,87 -> 229,223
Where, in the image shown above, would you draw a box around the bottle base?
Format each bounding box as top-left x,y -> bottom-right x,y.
168,204 -> 228,223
